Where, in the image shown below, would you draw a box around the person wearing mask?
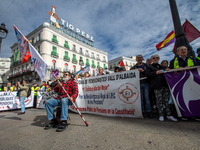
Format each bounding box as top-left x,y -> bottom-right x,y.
146,54 -> 177,121
44,71 -> 78,132
16,80 -> 29,115
131,55 -> 153,118
31,83 -> 40,108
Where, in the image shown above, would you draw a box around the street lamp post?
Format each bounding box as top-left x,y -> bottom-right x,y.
0,22 -> 8,53
169,0 -> 195,58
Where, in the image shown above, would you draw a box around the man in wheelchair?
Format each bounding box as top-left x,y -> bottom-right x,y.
44,71 -> 78,132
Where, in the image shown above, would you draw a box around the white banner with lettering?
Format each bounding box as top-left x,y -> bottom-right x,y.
70,70 -> 142,118
36,70 -> 142,118
0,91 -> 34,111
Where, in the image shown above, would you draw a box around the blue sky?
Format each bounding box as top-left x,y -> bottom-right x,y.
0,0 -> 200,62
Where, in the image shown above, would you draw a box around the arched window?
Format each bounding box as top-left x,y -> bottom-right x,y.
64,63 -> 68,72
93,70 -> 95,76
73,65 -> 76,73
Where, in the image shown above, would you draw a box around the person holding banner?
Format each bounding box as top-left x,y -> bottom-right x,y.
169,46 -> 199,121
44,71 -> 78,132
16,80 -> 29,115
146,54 -> 178,122
4,83 -> 14,92
169,46 -> 198,69
97,67 -> 105,76
131,55 -> 153,118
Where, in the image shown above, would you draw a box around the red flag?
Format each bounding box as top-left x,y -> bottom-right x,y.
182,19 -> 200,43
22,51 -> 31,63
118,60 -> 125,68
172,19 -> 200,53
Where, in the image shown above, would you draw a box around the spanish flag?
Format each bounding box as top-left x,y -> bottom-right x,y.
156,31 -> 175,51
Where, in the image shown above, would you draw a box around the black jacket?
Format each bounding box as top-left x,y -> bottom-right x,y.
131,63 -> 149,84
145,63 -> 168,89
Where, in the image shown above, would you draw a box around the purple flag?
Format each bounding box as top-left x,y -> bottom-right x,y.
52,69 -> 59,79
164,68 -> 200,117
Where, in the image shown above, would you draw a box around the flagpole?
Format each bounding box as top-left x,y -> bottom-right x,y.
169,0 -> 195,58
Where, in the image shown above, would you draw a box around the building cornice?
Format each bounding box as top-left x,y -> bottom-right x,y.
11,22 -> 108,56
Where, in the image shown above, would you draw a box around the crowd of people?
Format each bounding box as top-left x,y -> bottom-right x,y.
1,46 -> 200,131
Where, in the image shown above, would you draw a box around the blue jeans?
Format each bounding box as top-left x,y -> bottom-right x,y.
19,97 -> 26,112
45,97 -> 72,121
140,83 -> 151,112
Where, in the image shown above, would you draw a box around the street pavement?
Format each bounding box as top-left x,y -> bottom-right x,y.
0,108 -> 199,150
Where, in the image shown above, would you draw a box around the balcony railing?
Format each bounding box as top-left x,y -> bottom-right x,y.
79,61 -> 84,66
51,51 -> 59,58
72,59 -> 77,64
91,64 -> 96,68
63,56 -> 70,62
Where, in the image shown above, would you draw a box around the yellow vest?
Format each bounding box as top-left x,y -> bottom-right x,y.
196,57 -> 200,60
4,87 -> 14,92
174,57 -> 194,69
31,86 -> 40,96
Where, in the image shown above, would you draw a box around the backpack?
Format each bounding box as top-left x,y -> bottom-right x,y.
27,87 -> 31,98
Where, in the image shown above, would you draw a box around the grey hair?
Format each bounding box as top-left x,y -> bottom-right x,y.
176,46 -> 188,52
151,54 -> 160,60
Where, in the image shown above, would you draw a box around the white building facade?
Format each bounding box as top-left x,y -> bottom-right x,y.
108,56 -> 137,71
0,58 -> 11,86
9,22 -> 108,85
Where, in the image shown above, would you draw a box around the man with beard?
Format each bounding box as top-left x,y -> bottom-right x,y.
44,71 -> 78,132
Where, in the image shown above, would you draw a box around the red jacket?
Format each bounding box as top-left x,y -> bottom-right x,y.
54,78 -> 78,101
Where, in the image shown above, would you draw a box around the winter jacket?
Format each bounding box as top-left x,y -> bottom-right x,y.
145,63 -> 168,90
17,84 -> 29,97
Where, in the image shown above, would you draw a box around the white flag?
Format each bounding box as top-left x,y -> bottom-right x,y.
75,65 -> 90,75
28,43 -> 48,85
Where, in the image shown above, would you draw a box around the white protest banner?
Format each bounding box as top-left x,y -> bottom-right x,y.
0,91 -> 34,111
37,91 -> 58,108
69,70 -> 142,118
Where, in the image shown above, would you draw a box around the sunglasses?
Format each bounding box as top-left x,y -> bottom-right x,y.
152,57 -> 159,59
64,74 -> 69,76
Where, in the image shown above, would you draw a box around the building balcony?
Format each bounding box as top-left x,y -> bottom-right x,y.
79,61 -> 84,66
63,56 -> 70,62
51,52 -> 59,58
97,58 -> 100,60
86,63 -> 90,66
72,59 -> 77,64
91,64 -> 96,68
72,48 -> 77,52
52,39 -> 58,44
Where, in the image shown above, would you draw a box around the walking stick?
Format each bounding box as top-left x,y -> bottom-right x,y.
51,70 -> 88,126
58,80 -> 89,126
